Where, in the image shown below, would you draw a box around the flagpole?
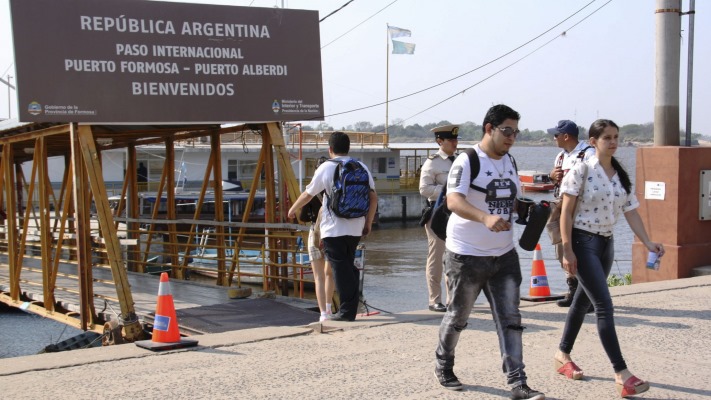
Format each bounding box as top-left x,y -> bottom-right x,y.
385,23 -> 389,139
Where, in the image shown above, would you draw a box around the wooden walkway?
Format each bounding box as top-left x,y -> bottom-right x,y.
0,257 -> 297,335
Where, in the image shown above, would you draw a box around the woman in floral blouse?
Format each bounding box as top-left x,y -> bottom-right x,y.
553,119 -> 664,398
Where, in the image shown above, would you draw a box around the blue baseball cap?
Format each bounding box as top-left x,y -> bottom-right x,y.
547,120 -> 579,137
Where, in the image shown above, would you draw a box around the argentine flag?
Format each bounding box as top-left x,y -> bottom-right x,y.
388,26 -> 411,38
392,40 -> 415,55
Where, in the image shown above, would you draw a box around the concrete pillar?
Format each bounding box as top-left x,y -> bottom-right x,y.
633,2 -> 711,283
633,147 -> 711,282
654,0 -> 681,146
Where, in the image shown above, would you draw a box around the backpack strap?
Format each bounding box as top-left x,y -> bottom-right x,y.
435,147 -> 503,206
464,148 -> 486,194
555,152 -> 564,168
508,152 -> 518,173
324,159 -> 343,216
577,145 -> 593,159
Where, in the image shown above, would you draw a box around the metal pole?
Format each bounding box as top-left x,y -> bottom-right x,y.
654,0 -> 681,146
684,0 -> 695,146
6,75 -> 10,119
385,24 -> 389,137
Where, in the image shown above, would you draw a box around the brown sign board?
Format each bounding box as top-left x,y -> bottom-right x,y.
10,0 -> 324,124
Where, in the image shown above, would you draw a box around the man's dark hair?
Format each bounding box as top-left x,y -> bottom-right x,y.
482,104 -> 521,136
329,131 -> 350,155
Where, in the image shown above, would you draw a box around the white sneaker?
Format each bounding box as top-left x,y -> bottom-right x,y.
319,314 -> 331,322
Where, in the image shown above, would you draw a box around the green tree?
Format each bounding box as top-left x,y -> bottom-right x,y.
354,121 -> 373,132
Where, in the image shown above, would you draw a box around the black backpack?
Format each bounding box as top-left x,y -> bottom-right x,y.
430,149 -> 517,240
327,159 -> 371,219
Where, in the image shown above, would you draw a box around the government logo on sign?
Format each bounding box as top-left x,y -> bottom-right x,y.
28,101 -> 42,115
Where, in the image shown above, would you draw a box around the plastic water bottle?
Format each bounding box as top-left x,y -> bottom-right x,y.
646,251 -> 661,270
519,201 -> 552,251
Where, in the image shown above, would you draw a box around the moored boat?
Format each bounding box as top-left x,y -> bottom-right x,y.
518,170 -> 555,192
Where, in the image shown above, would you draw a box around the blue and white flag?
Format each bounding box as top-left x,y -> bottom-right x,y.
388,26 -> 411,38
392,40 -> 416,55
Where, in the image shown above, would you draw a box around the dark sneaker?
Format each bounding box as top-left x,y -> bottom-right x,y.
511,384 -> 545,400
330,313 -> 355,322
428,303 -> 447,312
434,368 -> 462,391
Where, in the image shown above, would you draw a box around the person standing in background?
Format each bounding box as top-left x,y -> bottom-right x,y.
419,124 -> 459,312
547,120 -> 595,307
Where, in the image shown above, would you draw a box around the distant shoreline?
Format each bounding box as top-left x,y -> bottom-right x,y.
390,139 -> 711,147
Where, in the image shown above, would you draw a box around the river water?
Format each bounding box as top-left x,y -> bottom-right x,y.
0,146 -> 641,358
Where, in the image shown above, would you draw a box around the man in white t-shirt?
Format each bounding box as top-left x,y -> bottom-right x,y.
547,120 -> 595,307
288,132 -> 378,322
433,104 -> 544,400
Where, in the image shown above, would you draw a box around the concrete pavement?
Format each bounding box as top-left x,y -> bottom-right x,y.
1,275 -> 710,399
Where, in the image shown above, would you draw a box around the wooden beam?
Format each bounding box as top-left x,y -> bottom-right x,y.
210,130 -> 227,285
126,145 -> 139,272
71,124 -> 95,330
37,137 -> 56,312
165,138 -> 181,279
266,122 -> 302,215
76,124 -> 142,338
3,145 -> 19,299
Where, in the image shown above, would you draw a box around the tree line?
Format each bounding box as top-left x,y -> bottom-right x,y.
301,120 -> 705,144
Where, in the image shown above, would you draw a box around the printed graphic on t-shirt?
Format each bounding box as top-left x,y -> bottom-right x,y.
448,165 -> 463,189
485,178 -> 515,218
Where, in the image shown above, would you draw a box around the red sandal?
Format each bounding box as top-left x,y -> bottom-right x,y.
554,359 -> 584,380
616,376 -> 650,397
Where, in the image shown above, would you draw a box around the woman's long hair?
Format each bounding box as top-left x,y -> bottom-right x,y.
588,119 -> 631,194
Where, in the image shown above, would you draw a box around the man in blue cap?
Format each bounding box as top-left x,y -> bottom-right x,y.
547,120 -> 595,307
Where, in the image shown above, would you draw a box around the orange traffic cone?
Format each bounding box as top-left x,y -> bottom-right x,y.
136,273 -> 198,351
521,244 -> 565,302
152,272 -> 181,343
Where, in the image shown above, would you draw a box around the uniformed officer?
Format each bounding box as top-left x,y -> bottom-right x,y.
419,124 -> 459,312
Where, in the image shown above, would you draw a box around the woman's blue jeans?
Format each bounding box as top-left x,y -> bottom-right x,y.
558,229 -> 628,372
435,248 -> 528,388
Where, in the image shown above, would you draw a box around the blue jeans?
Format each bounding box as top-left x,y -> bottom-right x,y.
435,248 -> 528,388
558,229 -> 627,372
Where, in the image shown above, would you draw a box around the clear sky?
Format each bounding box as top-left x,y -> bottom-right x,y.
1,0 -> 708,135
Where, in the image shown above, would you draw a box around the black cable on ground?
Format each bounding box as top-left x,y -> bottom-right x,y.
360,298 -> 393,314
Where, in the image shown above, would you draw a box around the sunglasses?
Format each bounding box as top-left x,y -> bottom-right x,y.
494,126 -> 520,138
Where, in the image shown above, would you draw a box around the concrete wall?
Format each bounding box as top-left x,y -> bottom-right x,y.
377,192 -> 423,222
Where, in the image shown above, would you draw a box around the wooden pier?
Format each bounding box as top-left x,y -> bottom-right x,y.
0,121 -> 313,343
